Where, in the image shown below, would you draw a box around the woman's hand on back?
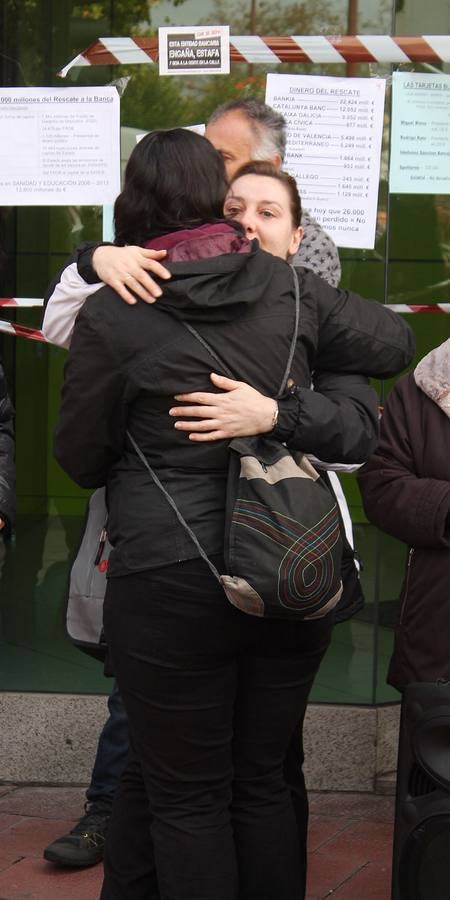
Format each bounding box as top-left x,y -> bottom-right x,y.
92,245 -> 171,305
169,373 -> 277,442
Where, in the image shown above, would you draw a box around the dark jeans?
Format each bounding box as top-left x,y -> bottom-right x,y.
89,684 -> 308,896
91,698 -> 308,898
86,679 -> 129,807
101,557 -> 332,900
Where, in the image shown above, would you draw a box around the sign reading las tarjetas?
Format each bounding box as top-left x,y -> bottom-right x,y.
265,73 -> 386,249
0,87 -> 120,206
389,72 -> 450,194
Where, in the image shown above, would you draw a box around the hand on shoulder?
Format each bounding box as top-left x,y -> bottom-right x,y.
92,245 -> 171,305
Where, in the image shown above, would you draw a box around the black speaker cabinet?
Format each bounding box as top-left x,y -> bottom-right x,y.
391,682 -> 450,900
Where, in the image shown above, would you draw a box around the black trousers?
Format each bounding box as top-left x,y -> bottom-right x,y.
101,557 -> 332,900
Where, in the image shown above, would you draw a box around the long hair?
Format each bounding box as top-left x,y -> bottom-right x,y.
114,129 -> 228,246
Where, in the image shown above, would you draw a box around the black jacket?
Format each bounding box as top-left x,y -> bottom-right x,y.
0,364 -> 15,539
54,227 -> 414,577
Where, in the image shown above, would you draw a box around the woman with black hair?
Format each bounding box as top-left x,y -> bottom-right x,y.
54,129 -> 413,900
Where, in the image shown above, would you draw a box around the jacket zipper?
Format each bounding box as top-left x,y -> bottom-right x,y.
84,527 -> 107,597
399,548 -> 414,625
94,528 -> 107,566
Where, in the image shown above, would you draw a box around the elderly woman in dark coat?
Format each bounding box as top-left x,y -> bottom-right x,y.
358,337 -> 450,691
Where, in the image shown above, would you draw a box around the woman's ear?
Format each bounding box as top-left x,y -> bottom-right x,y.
271,153 -> 283,170
288,226 -> 304,257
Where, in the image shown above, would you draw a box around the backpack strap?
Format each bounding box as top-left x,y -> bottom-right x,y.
126,429 -> 223,583
181,264 -> 300,399
182,320 -> 235,380
278,264 -> 300,397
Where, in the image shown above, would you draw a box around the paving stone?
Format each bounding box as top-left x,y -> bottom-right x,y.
0,816 -> 26,835
0,786 -> 395,900
0,856 -> 103,899
0,787 -> 85,819
308,790 -> 395,822
329,860 -> 392,899
0,818 -> 76,859
306,851 -> 365,899
307,814 -> 356,853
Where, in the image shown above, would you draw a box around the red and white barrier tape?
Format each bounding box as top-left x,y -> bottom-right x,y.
0,297 -> 450,313
0,298 -> 44,307
391,303 -> 450,314
59,35 -> 450,76
1,299 -> 449,316
0,304 -> 449,349
0,320 -> 46,342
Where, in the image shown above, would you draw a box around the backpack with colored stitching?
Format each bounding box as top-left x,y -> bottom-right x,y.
129,265 -> 343,621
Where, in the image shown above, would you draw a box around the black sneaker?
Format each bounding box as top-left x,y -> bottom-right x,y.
43,801 -> 111,868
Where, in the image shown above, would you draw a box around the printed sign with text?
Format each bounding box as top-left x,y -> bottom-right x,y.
266,73 -> 386,249
0,86 -> 120,206
389,71 -> 450,194
159,26 -> 230,76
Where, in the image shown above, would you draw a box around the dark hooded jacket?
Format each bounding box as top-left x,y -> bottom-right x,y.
358,339 -> 450,691
54,225 -> 414,577
0,363 -> 15,540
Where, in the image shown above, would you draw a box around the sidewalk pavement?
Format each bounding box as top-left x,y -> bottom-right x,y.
0,784 -> 395,899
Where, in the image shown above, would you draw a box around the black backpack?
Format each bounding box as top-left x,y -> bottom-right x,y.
129,266 -> 343,621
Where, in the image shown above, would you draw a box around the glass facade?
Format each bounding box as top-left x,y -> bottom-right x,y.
0,0 -> 449,703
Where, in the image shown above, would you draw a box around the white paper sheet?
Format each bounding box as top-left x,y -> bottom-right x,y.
265,73 -> 386,249
389,72 -> 450,194
0,87 -> 120,206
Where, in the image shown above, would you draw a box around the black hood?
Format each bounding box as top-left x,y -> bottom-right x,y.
157,228 -> 282,323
